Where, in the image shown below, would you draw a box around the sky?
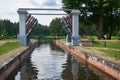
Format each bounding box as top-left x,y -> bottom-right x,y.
0,0 -> 65,26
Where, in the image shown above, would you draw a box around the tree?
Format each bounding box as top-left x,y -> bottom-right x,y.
0,20 -> 4,36
31,24 -> 50,37
0,19 -> 19,39
49,18 -> 66,36
62,0 -> 120,39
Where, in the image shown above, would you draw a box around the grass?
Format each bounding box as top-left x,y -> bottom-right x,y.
94,40 -> 120,49
93,40 -> 120,59
81,36 -> 98,41
0,38 -> 17,41
60,36 -> 120,63
0,41 -> 20,55
99,49 -> 120,59
44,36 -> 66,39
81,36 -> 120,59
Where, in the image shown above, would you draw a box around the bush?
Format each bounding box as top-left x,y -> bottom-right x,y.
0,36 -> 16,40
117,31 -> 120,40
88,37 -> 95,42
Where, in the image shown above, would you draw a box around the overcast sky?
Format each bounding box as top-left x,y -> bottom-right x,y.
0,0 -> 65,26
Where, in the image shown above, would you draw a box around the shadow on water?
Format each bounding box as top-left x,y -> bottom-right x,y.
38,39 -> 65,52
16,59 -> 39,80
8,58 -> 39,80
8,39 -> 114,80
61,54 -> 100,80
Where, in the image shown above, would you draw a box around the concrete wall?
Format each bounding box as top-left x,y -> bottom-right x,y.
0,41 -> 38,80
54,40 -> 120,80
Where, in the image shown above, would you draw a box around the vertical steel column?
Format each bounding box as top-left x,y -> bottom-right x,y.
17,9 -> 27,45
71,10 -> 80,46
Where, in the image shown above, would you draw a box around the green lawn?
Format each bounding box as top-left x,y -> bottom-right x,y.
99,49 -> 120,59
61,36 -> 120,61
0,41 -> 20,55
44,36 -> 66,39
94,40 -> 120,49
93,40 -> 120,59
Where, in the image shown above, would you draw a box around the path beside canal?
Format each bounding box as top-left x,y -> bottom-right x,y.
0,46 -> 28,66
60,39 -> 120,65
0,39 -> 37,67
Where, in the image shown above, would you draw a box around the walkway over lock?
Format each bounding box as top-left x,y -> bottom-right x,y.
17,8 -> 80,46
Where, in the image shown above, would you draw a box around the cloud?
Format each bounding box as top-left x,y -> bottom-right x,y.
0,0 -> 63,25
29,0 -> 41,7
29,0 -> 60,7
42,0 -> 57,6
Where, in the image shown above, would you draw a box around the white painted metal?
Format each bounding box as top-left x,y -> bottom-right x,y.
17,10 -> 27,45
71,10 -> 80,45
29,13 -> 67,15
18,8 -> 72,11
17,8 -> 80,46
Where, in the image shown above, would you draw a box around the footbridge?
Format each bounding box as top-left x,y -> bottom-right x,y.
17,8 -> 80,46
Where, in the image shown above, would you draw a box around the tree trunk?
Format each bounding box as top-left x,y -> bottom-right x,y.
107,25 -> 112,39
98,15 -> 103,39
107,15 -> 113,40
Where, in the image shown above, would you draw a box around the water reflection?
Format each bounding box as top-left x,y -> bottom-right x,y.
14,42 -> 102,80
15,43 -> 67,80
62,54 -> 73,80
61,54 -> 100,80
19,59 -> 38,80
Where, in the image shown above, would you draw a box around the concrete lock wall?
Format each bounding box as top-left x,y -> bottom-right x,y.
0,41 -> 38,80
54,40 -> 120,80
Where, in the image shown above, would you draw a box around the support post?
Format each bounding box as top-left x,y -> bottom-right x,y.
71,10 -> 80,46
17,9 -> 27,45
66,34 -> 71,43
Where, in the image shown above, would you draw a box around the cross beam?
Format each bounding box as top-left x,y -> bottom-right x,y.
29,13 -> 68,15
18,8 -> 72,11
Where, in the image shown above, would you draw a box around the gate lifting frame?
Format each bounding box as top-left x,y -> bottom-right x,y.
17,8 -> 80,46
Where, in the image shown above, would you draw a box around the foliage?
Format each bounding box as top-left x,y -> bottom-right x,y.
0,19 -> 18,39
117,31 -> 120,36
0,42 -> 20,55
79,23 -> 97,36
62,0 -> 120,39
28,18 -> 66,37
117,31 -> 120,40
49,18 -> 66,36
31,24 -> 50,37
0,18 -> 66,39
88,37 -> 95,42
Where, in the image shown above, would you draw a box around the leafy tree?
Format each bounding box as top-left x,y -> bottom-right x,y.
0,20 -> 4,36
0,19 -> 19,39
62,0 -> 120,39
79,23 -> 97,36
31,24 -> 50,37
49,18 -> 66,36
